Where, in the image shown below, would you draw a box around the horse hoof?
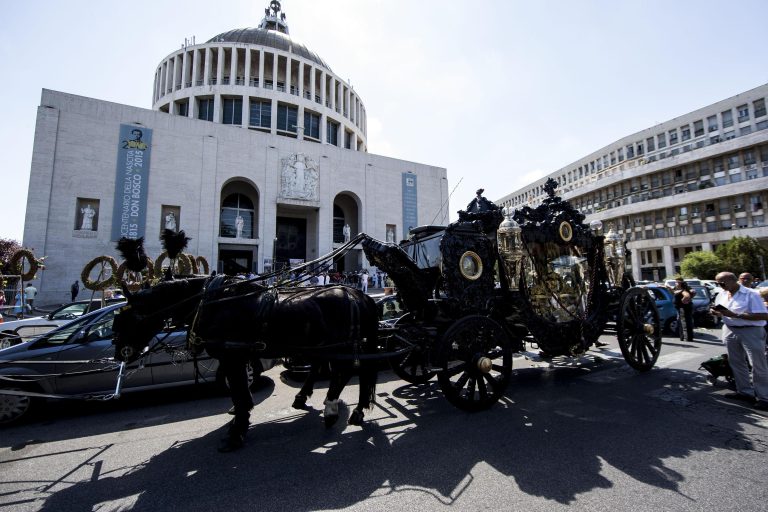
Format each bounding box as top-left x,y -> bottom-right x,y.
348,409 -> 364,426
292,394 -> 308,410
324,415 -> 339,428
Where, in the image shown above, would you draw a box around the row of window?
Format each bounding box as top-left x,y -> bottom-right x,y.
154,47 -> 366,130
572,145 -> 768,215
506,95 -> 768,207
187,97 -> 353,147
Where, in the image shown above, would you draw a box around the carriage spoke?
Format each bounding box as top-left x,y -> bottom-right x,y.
482,373 -> 498,391
444,362 -> 467,377
477,376 -> 488,401
466,377 -> 477,401
491,363 -> 506,373
453,371 -> 470,390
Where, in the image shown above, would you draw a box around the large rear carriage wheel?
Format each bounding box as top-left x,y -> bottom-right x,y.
617,287 -> 662,371
437,315 -> 513,411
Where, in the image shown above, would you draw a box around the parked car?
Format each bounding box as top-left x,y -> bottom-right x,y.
664,278 -> 701,289
642,285 -> 679,334
701,280 -> 720,299
689,284 -> 719,327
0,302 -> 276,424
0,299 -> 125,349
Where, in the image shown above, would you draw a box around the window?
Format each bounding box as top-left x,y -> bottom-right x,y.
657,133 -> 666,149
222,98 -> 242,125
333,205 -> 346,243
637,143 -> 644,155
249,100 -> 271,129
668,129 -> 678,145
724,130 -> 735,141
721,109 -> 733,128
646,137 -> 655,152
276,104 -> 298,133
303,111 -> 320,140
626,145 -> 634,158
740,126 -> 752,136
681,126 -> 690,141
198,98 -> 214,121
176,100 -> 189,117
751,195 -> 763,211
326,119 -> 339,146
707,115 -> 718,132
737,104 -> 749,122
754,98 -> 766,118
694,120 -> 704,137
618,148 -> 624,162
220,193 -> 254,239
344,130 -> 352,149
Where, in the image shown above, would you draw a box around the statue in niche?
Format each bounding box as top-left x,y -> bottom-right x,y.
80,204 -> 96,230
343,224 -> 351,242
386,226 -> 395,243
280,153 -> 319,201
165,211 -> 177,231
235,215 -> 244,238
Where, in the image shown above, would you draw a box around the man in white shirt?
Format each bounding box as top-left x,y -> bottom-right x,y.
24,284 -> 37,309
710,271 -> 768,411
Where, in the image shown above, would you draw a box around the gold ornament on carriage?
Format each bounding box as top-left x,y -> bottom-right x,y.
558,221 -> 573,242
459,251 -> 483,281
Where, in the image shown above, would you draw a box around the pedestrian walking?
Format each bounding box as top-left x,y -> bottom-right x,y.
673,277 -> 695,341
71,280 -> 80,302
710,271 -> 768,411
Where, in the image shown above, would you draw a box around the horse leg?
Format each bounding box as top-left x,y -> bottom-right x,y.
323,362 -> 351,428
292,362 -> 320,409
349,362 -> 378,426
218,356 -> 254,453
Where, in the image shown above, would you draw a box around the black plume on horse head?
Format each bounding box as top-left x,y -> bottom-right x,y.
116,237 -> 147,272
161,229 -> 191,259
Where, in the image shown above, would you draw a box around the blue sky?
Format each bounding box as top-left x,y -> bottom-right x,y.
1,0 -> 767,242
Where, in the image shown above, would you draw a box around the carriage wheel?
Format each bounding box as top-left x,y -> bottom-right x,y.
387,318 -> 436,384
437,315 -> 513,411
617,287 -> 662,371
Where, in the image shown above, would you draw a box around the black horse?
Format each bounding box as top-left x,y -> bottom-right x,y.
112,275 -> 379,452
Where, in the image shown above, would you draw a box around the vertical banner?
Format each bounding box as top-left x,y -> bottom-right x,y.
401,172 -> 418,239
111,125 -> 152,241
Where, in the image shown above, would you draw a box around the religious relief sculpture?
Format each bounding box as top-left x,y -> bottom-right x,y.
80,204 -> 96,230
280,153 -> 319,201
165,211 -> 177,231
235,215 -> 244,238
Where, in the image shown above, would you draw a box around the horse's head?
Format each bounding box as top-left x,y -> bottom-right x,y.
112,277 -> 207,362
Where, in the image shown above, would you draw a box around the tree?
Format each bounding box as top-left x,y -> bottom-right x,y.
714,236 -> 768,279
680,251 -> 723,280
0,238 -> 21,273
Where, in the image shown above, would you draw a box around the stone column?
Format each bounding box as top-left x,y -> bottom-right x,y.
630,248 -> 641,282
298,62 -> 304,99
258,50 -> 265,88
216,46 -> 225,85
285,56 -> 292,95
244,48 -> 252,86
192,47 -> 200,89
310,66 -> 316,103
230,45 -> 238,84
203,47 -> 212,85
272,53 -> 279,91
663,245 -> 675,279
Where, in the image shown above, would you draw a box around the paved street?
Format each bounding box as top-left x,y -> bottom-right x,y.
1,326 -> 767,511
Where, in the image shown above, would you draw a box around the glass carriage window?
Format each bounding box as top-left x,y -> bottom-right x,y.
222,98 -> 242,125
220,193 -> 255,239
276,104 -> 298,133
249,100 -> 271,129
198,98 -> 214,122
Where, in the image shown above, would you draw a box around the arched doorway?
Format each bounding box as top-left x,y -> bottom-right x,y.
219,181 -> 260,275
332,192 -> 361,272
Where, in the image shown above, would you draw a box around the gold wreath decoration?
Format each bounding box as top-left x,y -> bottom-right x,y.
184,253 -> 198,274
9,249 -> 39,282
81,256 -> 118,290
116,258 -> 155,291
154,251 -> 193,277
195,256 -> 210,275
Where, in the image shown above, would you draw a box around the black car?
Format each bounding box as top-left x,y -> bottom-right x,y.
0,303 -> 275,424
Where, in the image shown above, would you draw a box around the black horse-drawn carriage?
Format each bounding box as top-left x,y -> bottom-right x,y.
361,178 -> 660,411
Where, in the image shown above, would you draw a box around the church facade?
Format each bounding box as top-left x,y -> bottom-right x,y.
23,2 -> 448,303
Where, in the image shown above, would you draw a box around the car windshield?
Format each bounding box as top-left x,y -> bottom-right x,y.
35,308 -> 117,345
49,302 -> 90,320
646,288 -> 668,301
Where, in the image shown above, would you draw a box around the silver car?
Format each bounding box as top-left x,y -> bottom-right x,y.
0,303 -> 274,424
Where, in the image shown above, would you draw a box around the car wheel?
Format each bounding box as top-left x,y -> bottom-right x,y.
0,336 -> 12,350
666,317 -> 678,336
0,387 -> 34,425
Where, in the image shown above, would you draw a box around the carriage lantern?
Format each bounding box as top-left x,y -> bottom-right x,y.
603,225 -> 625,285
497,207 -> 523,290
